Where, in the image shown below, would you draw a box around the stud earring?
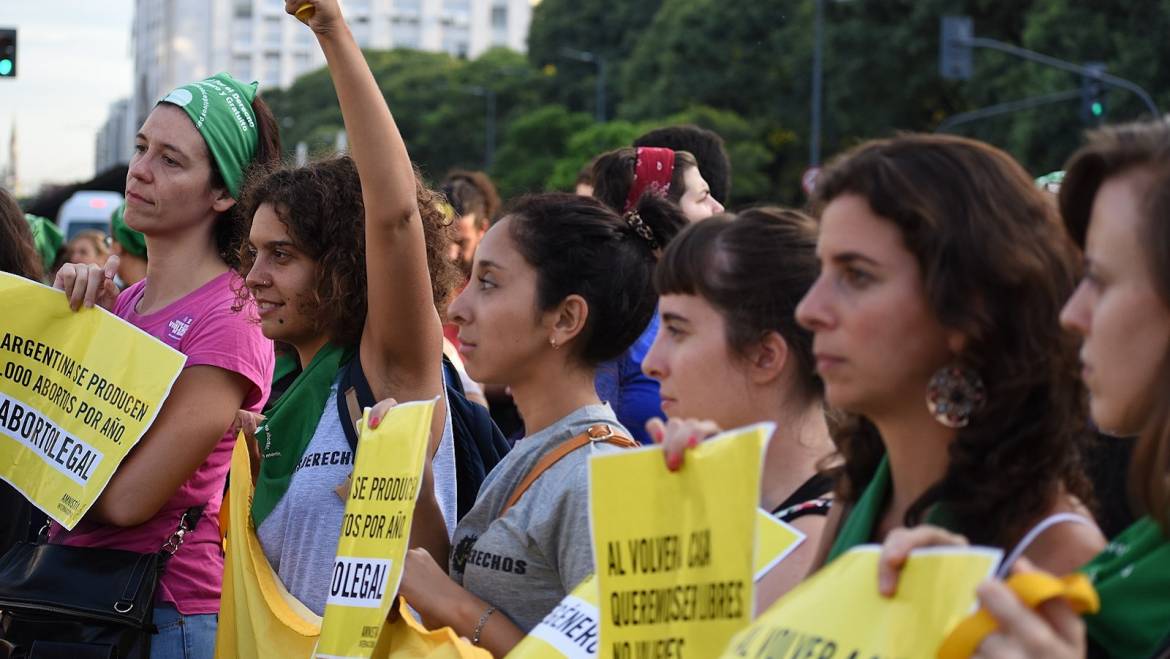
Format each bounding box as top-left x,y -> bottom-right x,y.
549,337 -> 560,350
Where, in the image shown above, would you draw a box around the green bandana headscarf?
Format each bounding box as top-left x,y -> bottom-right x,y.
159,72 -> 260,200
1080,516 -> 1170,659
825,455 -> 958,563
23,213 -> 63,276
109,202 -> 147,259
251,342 -> 353,526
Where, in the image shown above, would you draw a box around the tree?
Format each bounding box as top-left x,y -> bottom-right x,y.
490,105 -> 593,197
545,120 -> 647,192
526,0 -> 664,119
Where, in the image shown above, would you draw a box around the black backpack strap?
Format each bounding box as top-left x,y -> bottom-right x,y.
336,355 -> 372,456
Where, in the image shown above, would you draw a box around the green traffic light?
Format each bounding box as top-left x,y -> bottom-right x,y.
0,59 -> 11,76
1091,101 -> 1104,117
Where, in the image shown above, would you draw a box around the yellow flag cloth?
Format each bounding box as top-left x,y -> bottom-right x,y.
721,547 -> 1002,659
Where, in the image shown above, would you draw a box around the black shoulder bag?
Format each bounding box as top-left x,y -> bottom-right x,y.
0,505 -> 203,659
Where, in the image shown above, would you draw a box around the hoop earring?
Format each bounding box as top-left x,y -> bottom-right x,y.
925,364 -> 986,429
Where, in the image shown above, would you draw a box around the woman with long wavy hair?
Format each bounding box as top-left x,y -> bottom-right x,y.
795,133 -> 1106,577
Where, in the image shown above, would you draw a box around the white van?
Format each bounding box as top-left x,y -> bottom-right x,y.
57,191 -> 123,240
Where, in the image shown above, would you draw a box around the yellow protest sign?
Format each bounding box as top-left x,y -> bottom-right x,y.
0,272 -> 185,529
589,423 -> 770,659
315,398 -> 436,659
754,509 -> 805,581
508,509 -> 803,659
722,547 -> 1003,659
508,574 -> 602,659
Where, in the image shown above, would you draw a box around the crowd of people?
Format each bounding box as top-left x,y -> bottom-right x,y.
1,0 -> 1169,657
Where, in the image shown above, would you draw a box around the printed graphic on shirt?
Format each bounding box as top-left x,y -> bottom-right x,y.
294,448 -> 353,473
452,534 -> 528,577
167,315 -> 194,342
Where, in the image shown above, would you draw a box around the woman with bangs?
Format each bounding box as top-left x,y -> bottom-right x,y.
642,208 -> 837,608
793,134 -> 1105,581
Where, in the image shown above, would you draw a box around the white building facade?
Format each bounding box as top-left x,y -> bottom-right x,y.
128,0 -> 533,129
95,98 -> 135,172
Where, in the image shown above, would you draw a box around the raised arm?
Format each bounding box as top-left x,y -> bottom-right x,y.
292,0 -> 449,563
290,0 -> 443,391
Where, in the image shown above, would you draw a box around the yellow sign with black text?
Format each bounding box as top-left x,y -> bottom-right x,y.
0,272 -> 185,529
589,424 -> 770,659
508,508 -> 804,659
315,399 -> 436,659
721,547 -> 1002,659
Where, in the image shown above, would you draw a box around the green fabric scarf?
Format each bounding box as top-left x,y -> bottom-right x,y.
159,72 -> 259,200
1080,516 -> 1170,659
109,202 -> 147,259
23,213 -> 62,276
825,455 -> 957,563
251,342 -> 351,526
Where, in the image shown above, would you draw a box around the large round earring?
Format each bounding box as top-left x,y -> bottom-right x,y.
925,364 -> 986,428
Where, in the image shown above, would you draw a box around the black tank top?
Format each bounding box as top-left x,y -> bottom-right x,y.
771,472 -> 834,523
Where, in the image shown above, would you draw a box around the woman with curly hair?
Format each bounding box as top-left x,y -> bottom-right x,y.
228,0 -> 462,619
795,134 -> 1106,578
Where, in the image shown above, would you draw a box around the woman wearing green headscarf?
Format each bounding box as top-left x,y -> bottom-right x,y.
109,201 -> 148,286
50,71 -> 282,658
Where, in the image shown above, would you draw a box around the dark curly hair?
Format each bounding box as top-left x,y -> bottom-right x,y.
813,133 -> 1093,548
235,155 -> 459,348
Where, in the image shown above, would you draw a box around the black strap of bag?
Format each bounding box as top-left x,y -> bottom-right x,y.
0,505 -> 205,659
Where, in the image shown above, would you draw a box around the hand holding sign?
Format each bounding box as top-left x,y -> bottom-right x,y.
53,255 -> 120,312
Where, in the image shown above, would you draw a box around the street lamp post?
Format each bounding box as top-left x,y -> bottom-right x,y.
810,0 -> 825,167
463,85 -> 497,169
560,47 -> 607,123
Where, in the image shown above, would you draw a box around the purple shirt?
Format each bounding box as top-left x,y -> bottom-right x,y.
52,271 -> 273,614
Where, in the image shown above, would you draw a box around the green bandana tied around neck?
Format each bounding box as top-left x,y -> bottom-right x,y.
159,72 -> 259,200
109,202 -> 147,259
1080,516 -> 1170,659
825,455 -> 958,563
23,213 -> 63,276
251,342 -> 352,526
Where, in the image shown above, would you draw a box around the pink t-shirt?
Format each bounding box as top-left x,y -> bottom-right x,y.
51,270 -> 273,615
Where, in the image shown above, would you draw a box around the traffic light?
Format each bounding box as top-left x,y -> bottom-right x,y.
1081,62 -> 1107,124
940,16 -> 974,81
0,28 -> 15,78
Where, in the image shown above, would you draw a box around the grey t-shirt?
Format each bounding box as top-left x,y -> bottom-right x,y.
257,380 -> 457,616
449,404 -> 628,632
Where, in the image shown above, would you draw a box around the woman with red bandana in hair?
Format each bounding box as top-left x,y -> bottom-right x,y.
587,146 -> 721,443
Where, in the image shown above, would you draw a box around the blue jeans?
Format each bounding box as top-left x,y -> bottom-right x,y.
150,604 -> 217,659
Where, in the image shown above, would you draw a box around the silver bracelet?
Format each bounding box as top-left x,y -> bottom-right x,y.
472,605 -> 497,646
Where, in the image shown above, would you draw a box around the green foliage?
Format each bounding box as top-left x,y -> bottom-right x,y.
490,105 -> 593,197
526,0 -> 663,117
545,121 -> 647,192
266,2 -> 1168,207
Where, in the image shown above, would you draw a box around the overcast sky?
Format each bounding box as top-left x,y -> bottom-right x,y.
1,0 -> 134,196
